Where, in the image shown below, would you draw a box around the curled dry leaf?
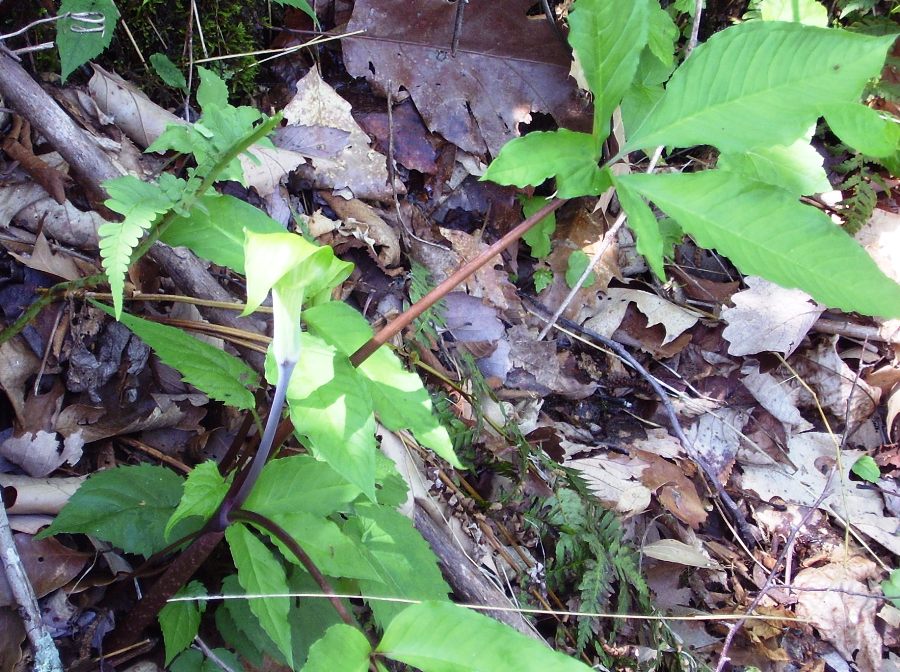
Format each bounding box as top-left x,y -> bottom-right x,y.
0,534 -> 89,607
284,68 -> 400,201
584,288 -> 700,346
792,336 -> 881,428
0,430 -> 84,478
741,365 -> 814,433
741,432 -> 900,555
794,554 -> 883,672
722,276 -> 825,357
319,192 -> 400,268
0,474 -> 86,515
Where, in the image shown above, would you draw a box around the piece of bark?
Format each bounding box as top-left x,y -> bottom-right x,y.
413,503 -> 547,644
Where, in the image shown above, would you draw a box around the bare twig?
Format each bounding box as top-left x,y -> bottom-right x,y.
0,12 -> 104,42
686,0 -> 704,57
0,500 -> 64,671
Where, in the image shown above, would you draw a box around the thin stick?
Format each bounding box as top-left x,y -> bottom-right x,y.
687,0 -> 704,57
350,198 -> 565,366
0,500 -> 64,671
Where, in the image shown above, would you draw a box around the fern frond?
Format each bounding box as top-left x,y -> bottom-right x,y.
100,176 -> 180,318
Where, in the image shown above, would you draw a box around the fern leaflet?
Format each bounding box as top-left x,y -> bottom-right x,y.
99,175 -> 180,319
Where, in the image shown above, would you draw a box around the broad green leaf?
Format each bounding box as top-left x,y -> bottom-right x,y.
520,196 -> 557,259
159,581 -> 207,665
303,302 -> 459,467
36,464 -> 182,557
100,176 -> 178,319
374,450 -> 410,509
614,178 -> 666,278
564,250 -> 597,289
91,301 -> 257,410
149,53 -> 187,91
288,569 -> 351,666
624,22 -> 896,153
378,601 -> 593,672
171,649 -> 244,672
851,455 -> 881,483
161,193 -> 283,273
245,454 -> 362,517
718,138 -> 831,196
196,66 -> 230,114
755,0 -> 828,25
251,510 -> 381,581
278,334 -> 377,500
303,625 -> 371,672
569,0 -> 650,143
165,461 -> 229,540
618,170 -> 900,318
216,575 -> 280,667
344,503 -> 450,628
273,0 -> 318,24
646,0 -> 679,68
483,131 -> 607,199
57,0 -> 118,81
824,103 -> 900,158
225,523 -> 293,667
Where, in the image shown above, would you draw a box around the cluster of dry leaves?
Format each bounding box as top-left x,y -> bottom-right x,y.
0,1 -> 898,670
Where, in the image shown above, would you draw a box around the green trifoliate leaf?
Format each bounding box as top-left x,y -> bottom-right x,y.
483,130 -> 608,198
618,170 -> 900,318
344,503 -> 450,628
304,625 -> 371,672
568,0 -> 650,144
225,523 -> 293,667
36,464 -> 183,557
165,461 -> 229,540
159,581 -> 207,665
91,301 -> 258,410
57,0 -> 118,81
267,334 -> 378,500
378,601 -> 594,671
624,22 -> 896,153
303,302 -> 460,468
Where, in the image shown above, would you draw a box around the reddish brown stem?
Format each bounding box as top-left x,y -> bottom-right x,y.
349,198 -> 565,367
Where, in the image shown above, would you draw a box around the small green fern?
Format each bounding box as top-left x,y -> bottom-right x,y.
834,152 -> 879,234
538,488 -> 651,654
99,175 -> 180,318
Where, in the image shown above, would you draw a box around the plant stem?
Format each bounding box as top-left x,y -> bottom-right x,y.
349,198 -> 565,366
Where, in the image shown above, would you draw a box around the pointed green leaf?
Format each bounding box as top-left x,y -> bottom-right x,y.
278,334 -> 377,500
824,103 -> 900,158
149,53 -> 187,91
646,1 -> 678,68
244,454 -> 362,517
520,196 -> 557,259
564,250 -> 596,289
618,170 -> 900,318
344,503 -> 449,628
91,301 -> 257,410
615,178 -> 666,279
196,67 -> 230,113
100,176 -> 179,319
378,601 -> 593,672
754,0 -> 828,25
161,193 -> 283,273
303,303 -> 459,467
159,581 -> 207,665
253,511 -> 381,580
625,22 -> 896,153
36,464 -> 182,557
718,138 -> 831,196
57,0 -> 118,81
225,523 -> 293,667
569,0 -> 650,143
482,130 -> 607,198
273,0 -> 318,24
303,625 -> 371,672
165,461 -> 229,540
